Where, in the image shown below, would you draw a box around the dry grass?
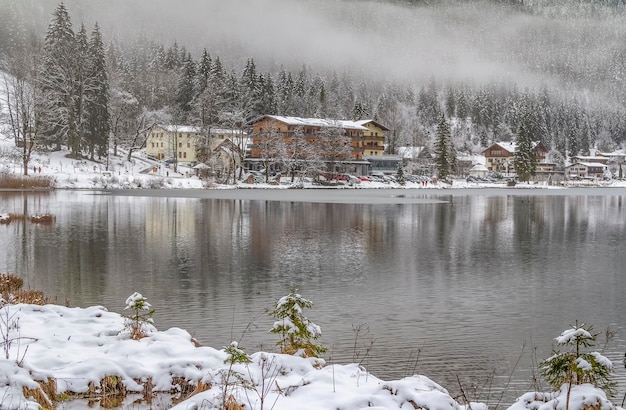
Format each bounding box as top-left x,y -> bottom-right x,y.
225,395 -> 245,410
0,173 -> 55,189
0,273 -> 50,306
22,378 -> 57,410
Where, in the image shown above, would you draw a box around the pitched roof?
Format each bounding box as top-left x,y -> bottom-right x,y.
354,119 -> 391,131
482,141 -> 545,155
157,125 -> 202,133
566,162 -> 608,168
259,115 -> 368,130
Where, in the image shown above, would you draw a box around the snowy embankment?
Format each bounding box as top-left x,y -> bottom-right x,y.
0,302 -> 484,410
3,137 -> 626,190
0,302 -> 621,410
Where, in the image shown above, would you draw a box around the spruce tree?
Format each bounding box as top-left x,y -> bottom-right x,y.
175,53 -> 196,122
514,107 -> 538,182
38,2 -> 77,152
540,323 -> 615,397
434,115 -> 455,181
269,286 -> 326,358
85,23 -> 110,160
75,23 -> 89,155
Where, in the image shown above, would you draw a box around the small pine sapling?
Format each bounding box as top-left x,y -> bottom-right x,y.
268,286 -> 326,358
540,322 -> 615,398
122,292 -> 155,340
219,341 -> 253,409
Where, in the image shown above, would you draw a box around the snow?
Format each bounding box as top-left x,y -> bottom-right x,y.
556,327 -> 593,344
0,302 -> 481,410
507,384 -> 617,410
592,352 -> 614,370
576,357 -> 593,371
260,115 -> 369,130
3,134 -> 626,190
1,302 -> 622,410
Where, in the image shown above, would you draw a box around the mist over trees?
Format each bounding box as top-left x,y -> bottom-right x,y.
1,0 -> 625,169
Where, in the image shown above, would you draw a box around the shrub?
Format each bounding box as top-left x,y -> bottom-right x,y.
540,322 -> 615,397
268,286 -> 326,357
122,292 -> 155,340
218,341 -> 253,410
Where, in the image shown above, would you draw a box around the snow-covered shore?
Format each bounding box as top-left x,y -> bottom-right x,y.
0,301 -> 621,410
3,143 -> 626,191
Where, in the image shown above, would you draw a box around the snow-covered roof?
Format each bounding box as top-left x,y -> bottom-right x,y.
154,125 -> 246,135
496,142 -> 517,153
211,128 -> 245,135
260,115 -> 368,130
156,125 -> 202,133
483,141 -> 545,155
597,151 -> 626,158
470,164 -> 489,171
354,119 -> 391,131
571,155 -> 608,162
566,162 -> 608,168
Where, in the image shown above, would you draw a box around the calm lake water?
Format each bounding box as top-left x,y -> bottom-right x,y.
1,187 -> 626,407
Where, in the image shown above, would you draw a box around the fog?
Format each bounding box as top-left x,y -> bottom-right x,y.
13,0 -> 626,98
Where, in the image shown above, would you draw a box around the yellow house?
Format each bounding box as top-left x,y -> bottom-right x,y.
146,125 -> 202,163
356,120 -> 389,156
146,125 -> 245,164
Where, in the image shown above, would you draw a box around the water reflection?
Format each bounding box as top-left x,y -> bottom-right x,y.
1,189 -> 626,406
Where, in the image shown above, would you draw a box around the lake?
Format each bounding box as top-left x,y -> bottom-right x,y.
1,187 -> 626,407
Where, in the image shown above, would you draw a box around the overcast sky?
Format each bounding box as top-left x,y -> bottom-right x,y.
28,0 -> 623,94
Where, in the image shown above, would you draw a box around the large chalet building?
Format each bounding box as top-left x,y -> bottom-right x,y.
482,141 -> 551,176
248,115 -> 389,176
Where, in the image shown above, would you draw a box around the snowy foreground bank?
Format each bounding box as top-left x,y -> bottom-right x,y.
0,303 -> 621,410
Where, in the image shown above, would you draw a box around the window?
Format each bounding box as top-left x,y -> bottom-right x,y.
187,142 -> 190,148
161,142 -> 163,147
179,142 -> 182,148
178,152 -> 182,158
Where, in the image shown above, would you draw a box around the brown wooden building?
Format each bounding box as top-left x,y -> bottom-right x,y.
250,115 -> 369,160
482,141 -> 549,175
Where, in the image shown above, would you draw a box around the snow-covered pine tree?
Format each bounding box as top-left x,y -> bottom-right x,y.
269,286 -> 326,358
38,2 -> 78,153
433,114 -> 455,181
74,23 -> 90,156
85,23 -> 110,160
540,323 -> 615,397
513,106 -> 538,182
259,73 -> 277,115
175,53 -> 196,122
196,49 -> 211,94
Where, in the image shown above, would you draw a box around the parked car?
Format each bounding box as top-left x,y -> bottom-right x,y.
369,175 -> 386,183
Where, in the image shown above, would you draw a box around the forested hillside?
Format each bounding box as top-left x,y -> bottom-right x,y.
0,0 -> 624,164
